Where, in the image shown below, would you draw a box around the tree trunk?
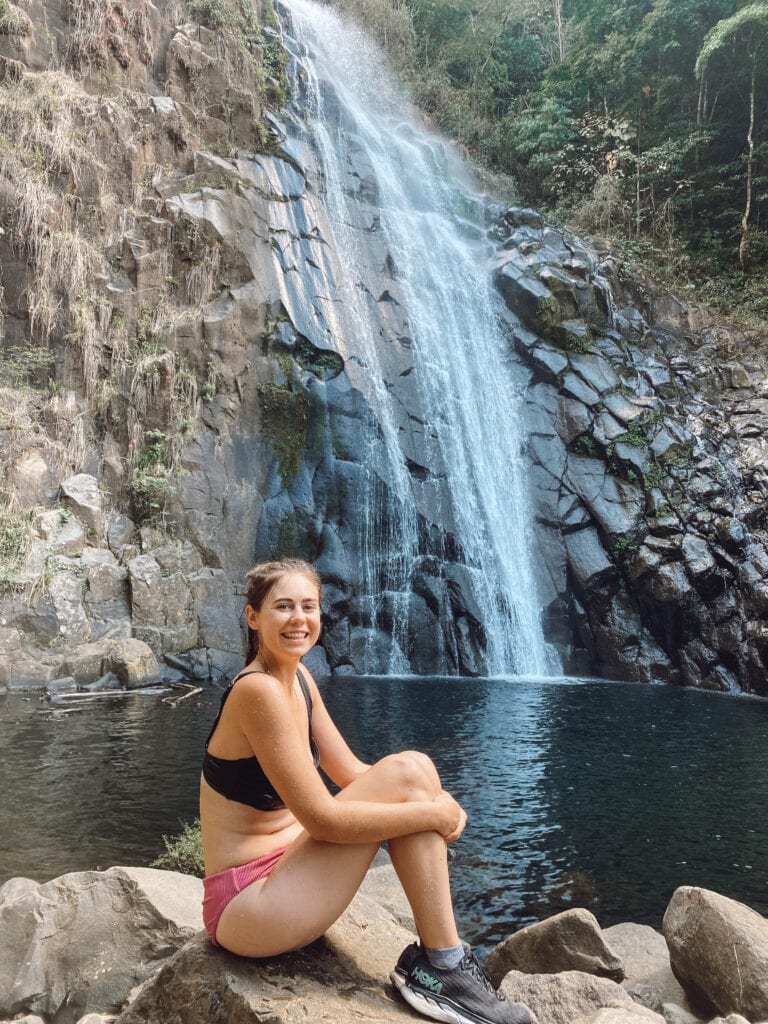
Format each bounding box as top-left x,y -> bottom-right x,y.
738,59 -> 756,269
696,76 -> 705,124
552,0 -> 566,61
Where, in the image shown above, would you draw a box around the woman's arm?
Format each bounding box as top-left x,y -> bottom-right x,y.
232,676 -> 461,845
300,668 -> 370,788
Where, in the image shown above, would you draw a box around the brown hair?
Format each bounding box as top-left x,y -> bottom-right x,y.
244,559 -> 322,664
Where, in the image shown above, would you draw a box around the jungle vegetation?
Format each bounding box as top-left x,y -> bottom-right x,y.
333,0 -> 768,325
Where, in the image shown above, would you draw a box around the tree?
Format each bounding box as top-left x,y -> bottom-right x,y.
696,3 -> 768,267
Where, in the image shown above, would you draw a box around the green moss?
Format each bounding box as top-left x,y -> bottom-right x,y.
331,429 -> 349,461
257,348 -> 335,483
643,461 -> 664,490
150,819 -> 204,877
571,433 -> 598,457
295,337 -> 344,381
187,0 -> 286,108
615,421 -> 647,447
276,509 -> 299,557
661,441 -> 695,467
257,376 -> 308,484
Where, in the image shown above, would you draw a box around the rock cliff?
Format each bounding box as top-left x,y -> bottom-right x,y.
1,0 -> 766,691
493,209 -> 768,693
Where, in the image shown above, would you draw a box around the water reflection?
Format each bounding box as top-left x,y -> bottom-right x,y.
0,690 -> 220,881
323,676 -> 768,952
2,677 -> 767,958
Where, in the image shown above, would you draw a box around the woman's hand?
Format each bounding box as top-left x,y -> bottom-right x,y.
434,790 -> 467,843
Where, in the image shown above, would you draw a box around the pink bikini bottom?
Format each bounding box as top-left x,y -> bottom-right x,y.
202,845 -> 289,946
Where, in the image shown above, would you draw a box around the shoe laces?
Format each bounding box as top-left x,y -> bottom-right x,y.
461,952 -> 506,1001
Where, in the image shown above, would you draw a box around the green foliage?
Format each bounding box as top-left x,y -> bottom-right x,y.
613,534 -> 640,566
615,421 -> 647,448
354,0 -> 767,326
333,0 -> 415,63
151,819 -> 205,877
695,3 -> 768,80
189,0 -> 260,46
0,0 -> 28,35
0,508 -> 32,593
0,345 -> 54,388
643,461 -> 664,490
131,429 -> 172,525
187,0 -> 287,121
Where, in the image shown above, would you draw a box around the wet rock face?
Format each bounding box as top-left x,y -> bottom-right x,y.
495,211 -> 768,694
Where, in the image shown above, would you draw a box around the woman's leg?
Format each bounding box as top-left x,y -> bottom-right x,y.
214,750 -> 459,957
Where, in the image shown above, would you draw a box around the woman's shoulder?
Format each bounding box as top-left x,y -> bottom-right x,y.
227,669 -> 283,706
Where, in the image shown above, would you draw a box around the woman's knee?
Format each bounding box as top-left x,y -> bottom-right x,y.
375,750 -> 441,800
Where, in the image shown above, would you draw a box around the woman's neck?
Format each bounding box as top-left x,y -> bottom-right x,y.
253,650 -> 299,688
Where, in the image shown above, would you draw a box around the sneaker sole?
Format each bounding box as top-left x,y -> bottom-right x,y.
390,974 -> 497,1024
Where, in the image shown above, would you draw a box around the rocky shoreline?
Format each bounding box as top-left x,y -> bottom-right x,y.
1,860 -> 766,1024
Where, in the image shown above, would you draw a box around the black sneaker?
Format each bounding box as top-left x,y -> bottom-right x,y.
393,948 -> 534,1024
391,941 -> 424,990
391,940 -> 473,991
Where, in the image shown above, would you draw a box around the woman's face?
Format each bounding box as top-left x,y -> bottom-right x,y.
246,571 -> 321,663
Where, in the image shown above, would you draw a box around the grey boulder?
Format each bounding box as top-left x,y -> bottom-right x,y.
500,969 -> 638,1024
0,866 -> 202,1024
487,909 -> 624,987
662,886 -> 768,1019
602,922 -> 691,1011
118,863 -> 418,1024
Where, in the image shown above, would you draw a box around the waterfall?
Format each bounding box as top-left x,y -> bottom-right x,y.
276,0 -> 560,677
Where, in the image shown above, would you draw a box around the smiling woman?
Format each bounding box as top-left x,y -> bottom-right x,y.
197,558 -> 533,1024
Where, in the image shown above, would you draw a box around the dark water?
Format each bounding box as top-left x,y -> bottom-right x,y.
2,676 -> 767,954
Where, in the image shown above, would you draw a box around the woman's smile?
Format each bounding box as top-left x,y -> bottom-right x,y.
247,571 -> 322,662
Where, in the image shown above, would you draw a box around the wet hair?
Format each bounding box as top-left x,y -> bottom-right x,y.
244,559 -> 322,664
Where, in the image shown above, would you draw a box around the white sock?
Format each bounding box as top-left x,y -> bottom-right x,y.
425,943 -> 465,970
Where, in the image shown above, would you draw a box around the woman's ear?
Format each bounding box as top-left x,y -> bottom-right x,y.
245,604 -> 260,631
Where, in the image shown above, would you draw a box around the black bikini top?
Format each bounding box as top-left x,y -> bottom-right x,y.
202,666 -> 320,812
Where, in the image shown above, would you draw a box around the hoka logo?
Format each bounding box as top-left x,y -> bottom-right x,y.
412,966 -> 443,994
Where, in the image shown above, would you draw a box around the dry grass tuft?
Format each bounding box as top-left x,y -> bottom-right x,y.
185,244 -> 221,307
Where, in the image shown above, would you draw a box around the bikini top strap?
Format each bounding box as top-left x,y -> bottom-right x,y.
205,668 -> 313,751
296,666 -> 319,762
296,665 -> 313,714
203,669 -> 262,750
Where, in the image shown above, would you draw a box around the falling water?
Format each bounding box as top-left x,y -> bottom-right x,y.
279,0 -> 559,677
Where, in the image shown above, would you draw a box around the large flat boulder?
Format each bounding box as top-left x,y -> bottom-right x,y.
662,886 -> 768,1019
0,867 -> 202,1024
118,864 -> 418,1024
487,909 -> 624,987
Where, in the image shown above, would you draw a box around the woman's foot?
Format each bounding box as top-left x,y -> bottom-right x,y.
390,945 -> 535,1024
